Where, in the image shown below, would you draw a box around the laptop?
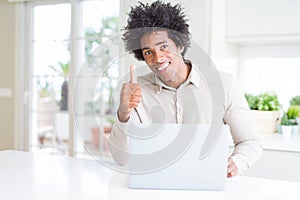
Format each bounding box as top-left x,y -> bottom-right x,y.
128,123 -> 229,190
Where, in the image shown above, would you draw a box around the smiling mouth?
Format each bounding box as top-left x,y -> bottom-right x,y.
157,62 -> 170,71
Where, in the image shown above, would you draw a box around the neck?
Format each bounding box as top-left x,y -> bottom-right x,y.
164,62 -> 191,88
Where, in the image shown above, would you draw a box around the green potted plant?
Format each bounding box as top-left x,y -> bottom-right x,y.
245,92 -> 282,133
280,113 -> 292,136
289,96 -> 300,134
280,107 -> 299,136
82,15 -> 118,154
290,95 -> 300,105
287,106 -> 300,123
49,62 -> 69,111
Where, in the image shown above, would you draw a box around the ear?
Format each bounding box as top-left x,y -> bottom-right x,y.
178,46 -> 184,53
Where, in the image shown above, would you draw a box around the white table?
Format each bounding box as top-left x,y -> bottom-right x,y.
0,150 -> 299,200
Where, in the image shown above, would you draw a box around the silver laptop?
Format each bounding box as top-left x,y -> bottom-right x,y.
128,123 -> 229,190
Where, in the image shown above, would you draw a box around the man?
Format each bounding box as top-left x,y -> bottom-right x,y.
110,0 -> 262,177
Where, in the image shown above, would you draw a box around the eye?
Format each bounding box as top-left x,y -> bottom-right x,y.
161,44 -> 168,50
143,50 -> 152,56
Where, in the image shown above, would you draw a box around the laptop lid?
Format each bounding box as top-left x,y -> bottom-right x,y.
128,123 -> 229,190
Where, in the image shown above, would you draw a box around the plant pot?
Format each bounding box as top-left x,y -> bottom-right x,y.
37,98 -> 58,144
91,127 -> 111,151
60,80 -> 68,111
281,126 -> 293,137
297,117 -> 300,134
249,110 -> 281,133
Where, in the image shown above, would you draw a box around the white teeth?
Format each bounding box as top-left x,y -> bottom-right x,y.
158,63 -> 169,71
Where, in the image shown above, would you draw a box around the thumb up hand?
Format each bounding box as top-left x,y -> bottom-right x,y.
117,65 -> 142,122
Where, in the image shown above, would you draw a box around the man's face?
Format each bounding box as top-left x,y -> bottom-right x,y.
140,30 -> 187,87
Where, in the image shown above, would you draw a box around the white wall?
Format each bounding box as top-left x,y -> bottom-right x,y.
209,0 -> 239,78
227,0 -> 300,43
210,0 -> 300,80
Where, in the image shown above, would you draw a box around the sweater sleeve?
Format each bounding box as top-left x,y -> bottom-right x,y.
224,76 -> 263,174
109,109 -> 144,166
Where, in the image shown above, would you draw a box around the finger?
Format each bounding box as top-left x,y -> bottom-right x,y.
128,102 -> 140,108
228,157 -> 233,165
227,163 -> 236,173
227,157 -> 235,171
227,168 -> 238,178
130,95 -> 141,102
227,157 -> 238,178
132,88 -> 142,95
130,64 -> 137,83
128,84 -> 141,91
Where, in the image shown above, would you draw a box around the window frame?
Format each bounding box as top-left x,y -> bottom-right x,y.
21,0 -> 119,155
238,44 -> 300,110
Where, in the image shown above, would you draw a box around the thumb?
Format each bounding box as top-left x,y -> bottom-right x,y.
130,64 -> 137,83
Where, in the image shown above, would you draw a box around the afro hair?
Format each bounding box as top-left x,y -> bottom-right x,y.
123,0 -> 191,61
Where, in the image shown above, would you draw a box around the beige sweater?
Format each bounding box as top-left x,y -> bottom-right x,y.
110,66 -> 262,175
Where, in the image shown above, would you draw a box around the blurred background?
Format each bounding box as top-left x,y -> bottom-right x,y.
1,0 -> 300,182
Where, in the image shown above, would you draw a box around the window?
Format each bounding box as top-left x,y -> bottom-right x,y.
30,2 -> 71,154
26,0 -> 120,157
239,45 -> 300,110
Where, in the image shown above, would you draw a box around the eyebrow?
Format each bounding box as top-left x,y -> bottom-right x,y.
141,41 -> 168,51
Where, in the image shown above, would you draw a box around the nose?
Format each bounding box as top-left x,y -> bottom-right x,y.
153,50 -> 165,63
